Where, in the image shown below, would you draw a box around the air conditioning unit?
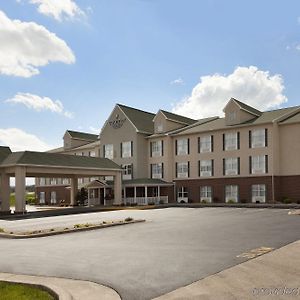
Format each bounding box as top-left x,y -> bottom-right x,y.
201,171 -> 211,177
252,196 -> 265,203
226,170 -> 237,175
252,169 -> 264,174
200,197 -> 212,203
177,173 -> 188,178
178,197 -> 188,203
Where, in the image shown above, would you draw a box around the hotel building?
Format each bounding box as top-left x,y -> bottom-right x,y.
35,98 -> 300,205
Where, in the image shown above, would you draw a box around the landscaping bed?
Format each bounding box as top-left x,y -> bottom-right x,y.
0,281 -> 55,300
0,217 -> 145,239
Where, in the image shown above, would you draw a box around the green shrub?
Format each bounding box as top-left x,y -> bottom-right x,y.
227,199 -> 236,204
125,217 -> 133,222
159,200 -> 164,205
0,228 -> 5,233
201,200 -> 207,204
282,197 -> 292,204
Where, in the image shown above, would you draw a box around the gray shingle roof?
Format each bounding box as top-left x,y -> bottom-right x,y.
173,106 -> 300,135
66,130 -> 99,141
117,104 -> 155,134
160,110 -> 197,125
0,146 -> 12,164
232,98 -> 262,116
0,151 -> 121,170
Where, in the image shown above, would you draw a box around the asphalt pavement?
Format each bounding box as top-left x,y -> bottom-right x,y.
0,207 -> 299,300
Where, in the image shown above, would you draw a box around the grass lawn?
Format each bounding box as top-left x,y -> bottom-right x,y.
0,281 -> 54,300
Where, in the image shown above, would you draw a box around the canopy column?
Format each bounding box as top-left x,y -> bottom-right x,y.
70,176 -> 78,206
15,167 -> 26,214
113,172 -> 122,205
0,172 -> 10,214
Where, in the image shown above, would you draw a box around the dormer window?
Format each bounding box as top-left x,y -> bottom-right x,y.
157,123 -> 163,132
228,111 -> 236,121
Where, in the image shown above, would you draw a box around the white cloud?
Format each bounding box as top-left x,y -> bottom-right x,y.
0,10 -> 75,78
89,126 -> 101,134
5,93 -> 74,118
30,0 -> 85,21
170,78 -> 184,85
172,66 -> 287,119
0,128 -> 53,152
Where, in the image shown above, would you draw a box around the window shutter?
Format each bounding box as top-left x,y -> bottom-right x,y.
161,140 -> 164,156
188,161 -> 190,177
131,141 -> 133,157
265,155 -> 268,173
211,135 -> 214,152
249,131 -> 252,148
249,156 -> 252,174
198,160 -> 200,177
150,142 -> 152,157
150,164 -> 153,178
103,145 -> 105,158
198,137 -> 200,153
131,163 -> 134,178
187,138 -> 190,154
238,157 -> 240,175
223,134 -> 225,151
162,163 -> 164,178
175,162 -> 178,177
175,140 -> 178,155
223,158 -> 225,175
120,143 -> 123,158
237,132 -> 240,149
265,128 -> 268,147
211,159 -> 214,176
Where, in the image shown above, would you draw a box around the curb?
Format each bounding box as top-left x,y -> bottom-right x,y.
0,219 -> 145,239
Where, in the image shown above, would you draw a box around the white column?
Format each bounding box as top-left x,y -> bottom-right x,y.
134,186 -> 137,203
123,187 -> 126,203
70,176 -> 78,206
0,172 -> 10,213
113,172 -> 122,205
87,188 -> 91,206
15,167 -> 26,214
145,186 -> 148,205
103,187 -> 106,206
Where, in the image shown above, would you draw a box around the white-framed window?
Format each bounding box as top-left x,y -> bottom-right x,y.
50,178 -> 57,185
199,136 -> 212,153
122,164 -> 133,180
39,192 -> 45,204
200,186 -> 212,202
176,138 -> 189,155
177,186 -> 188,203
157,123 -> 163,132
62,178 -> 70,185
151,163 -> 163,179
224,158 -> 239,175
176,162 -> 189,178
104,144 -> 114,159
89,151 -> 96,157
50,191 -> 57,204
224,132 -> 239,150
252,184 -> 266,203
251,155 -> 267,174
78,178 -> 83,184
228,111 -> 236,121
121,141 -> 132,158
151,140 -> 163,157
199,160 -> 213,177
225,185 -> 239,202
251,129 -> 266,148
39,178 -> 46,186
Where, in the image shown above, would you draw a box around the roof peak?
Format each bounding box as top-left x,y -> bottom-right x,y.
117,103 -> 155,116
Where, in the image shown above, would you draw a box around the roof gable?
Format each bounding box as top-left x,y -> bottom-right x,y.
66,130 -> 99,141
155,110 -> 197,125
117,104 -> 155,134
224,98 -> 262,117
0,146 -> 12,164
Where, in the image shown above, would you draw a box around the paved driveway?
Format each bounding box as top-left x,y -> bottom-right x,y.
0,208 -> 299,300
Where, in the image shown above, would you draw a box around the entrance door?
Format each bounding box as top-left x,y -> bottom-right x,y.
100,188 -> 105,205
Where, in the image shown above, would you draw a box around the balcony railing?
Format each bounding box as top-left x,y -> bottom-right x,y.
122,196 -> 168,206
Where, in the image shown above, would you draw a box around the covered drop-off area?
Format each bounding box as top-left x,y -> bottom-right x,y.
0,146 -> 122,214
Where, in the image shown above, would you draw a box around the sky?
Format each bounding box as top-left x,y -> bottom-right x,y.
1,0 -> 300,152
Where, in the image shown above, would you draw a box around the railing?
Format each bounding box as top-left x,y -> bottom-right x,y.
122,196 -> 168,206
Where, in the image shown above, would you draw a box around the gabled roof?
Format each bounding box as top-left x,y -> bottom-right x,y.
0,146 -> 12,164
66,130 -> 99,142
225,98 -> 262,117
172,106 -> 300,135
159,110 -> 197,125
117,104 -> 155,134
0,151 -> 121,170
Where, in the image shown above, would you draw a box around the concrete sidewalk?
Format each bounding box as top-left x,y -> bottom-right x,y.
154,240 -> 300,300
0,273 -> 121,300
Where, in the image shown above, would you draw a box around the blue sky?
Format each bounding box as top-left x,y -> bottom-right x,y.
1,0 -> 300,151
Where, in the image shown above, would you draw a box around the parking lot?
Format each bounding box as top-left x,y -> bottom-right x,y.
0,207 -> 299,300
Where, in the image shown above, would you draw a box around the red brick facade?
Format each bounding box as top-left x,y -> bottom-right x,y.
35,186 -> 70,205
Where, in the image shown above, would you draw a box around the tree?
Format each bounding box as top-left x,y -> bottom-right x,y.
76,188 -> 88,206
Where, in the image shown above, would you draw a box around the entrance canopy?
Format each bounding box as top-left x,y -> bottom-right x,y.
0,147 -> 122,214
